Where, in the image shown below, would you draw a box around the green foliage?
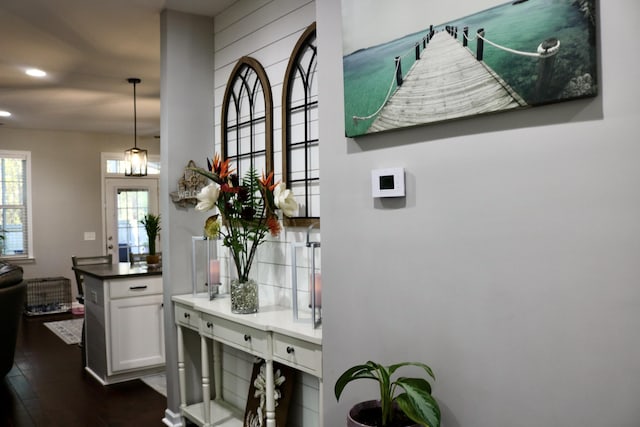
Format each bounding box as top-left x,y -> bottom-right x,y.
191,156 -> 292,283
140,214 -> 161,255
220,168 -> 269,282
335,361 -> 441,427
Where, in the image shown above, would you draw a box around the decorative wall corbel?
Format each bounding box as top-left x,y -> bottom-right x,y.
170,160 -> 207,208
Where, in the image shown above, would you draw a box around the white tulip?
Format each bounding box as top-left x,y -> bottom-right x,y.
273,183 -> 298,217
195,183 -> 220,211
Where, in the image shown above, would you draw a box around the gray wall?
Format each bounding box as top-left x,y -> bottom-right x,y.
318,1 -> 640,427
0,127 -> 158,285
159,9 -> 214,420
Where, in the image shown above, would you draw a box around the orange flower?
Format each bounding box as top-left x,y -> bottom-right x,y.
211,153 -> 235,180
266,215 -> 281,237
210,153 -> 221,171
259,171 -> 279,191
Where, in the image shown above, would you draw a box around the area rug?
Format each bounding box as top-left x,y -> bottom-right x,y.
44,318 -> 83,345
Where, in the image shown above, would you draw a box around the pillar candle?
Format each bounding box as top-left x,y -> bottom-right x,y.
312,272 -> 322,308
209,259 -> 220,284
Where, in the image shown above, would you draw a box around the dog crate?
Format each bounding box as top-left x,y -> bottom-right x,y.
24,277 -> 72,316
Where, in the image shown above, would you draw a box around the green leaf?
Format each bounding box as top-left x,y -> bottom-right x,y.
189,167 -> 221,184
395,377 -> 432,397
334,364 -> 378,400
388,362 -> 436,381
395,380 -> 440,427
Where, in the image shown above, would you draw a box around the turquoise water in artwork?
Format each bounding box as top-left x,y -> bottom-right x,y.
343,0 -> 597,137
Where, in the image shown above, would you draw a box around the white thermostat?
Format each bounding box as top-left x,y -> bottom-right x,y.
371,167 -> 405,198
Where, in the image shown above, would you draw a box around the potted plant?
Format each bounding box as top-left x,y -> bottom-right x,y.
140,213 -> 161,264
335,360 -> 441,427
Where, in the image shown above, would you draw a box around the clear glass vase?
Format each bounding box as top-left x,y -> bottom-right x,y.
230,278 -> 259,314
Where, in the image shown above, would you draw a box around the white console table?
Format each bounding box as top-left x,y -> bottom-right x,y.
172,294 -> 323,427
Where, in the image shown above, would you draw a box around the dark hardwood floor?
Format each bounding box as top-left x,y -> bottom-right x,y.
1,312 -> 167,426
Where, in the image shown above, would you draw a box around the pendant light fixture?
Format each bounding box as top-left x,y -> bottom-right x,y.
124,77 -> 148,176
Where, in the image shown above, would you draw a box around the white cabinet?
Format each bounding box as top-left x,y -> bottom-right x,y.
82,269 -> 165,385
109,293 -> 164,373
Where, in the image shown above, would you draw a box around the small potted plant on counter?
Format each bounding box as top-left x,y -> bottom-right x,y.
140,213 -> 161,265
335,360 -> 441,427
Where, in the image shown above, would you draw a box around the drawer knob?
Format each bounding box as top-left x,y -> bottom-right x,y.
286,346 -> 295,354
244,334 -> 251,342
184,313 -> 190,319
207,322 -> 213,328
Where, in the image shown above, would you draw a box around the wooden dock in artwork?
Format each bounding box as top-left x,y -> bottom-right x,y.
367,31 -> 528,134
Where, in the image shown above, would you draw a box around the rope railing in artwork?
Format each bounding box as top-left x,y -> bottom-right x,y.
352,27 -> 435,123
462,27 -> 559,59
476,32 -> 542,58
352,58 -> 402,122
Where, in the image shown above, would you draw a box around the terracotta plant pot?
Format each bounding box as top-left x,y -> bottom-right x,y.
348,400 -> 419,427
146,254 -> 160,265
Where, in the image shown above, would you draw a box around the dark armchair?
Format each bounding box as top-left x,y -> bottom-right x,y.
0,261 -> 26,378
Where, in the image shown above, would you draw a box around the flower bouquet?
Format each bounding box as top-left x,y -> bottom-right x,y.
192,154 -> 298,313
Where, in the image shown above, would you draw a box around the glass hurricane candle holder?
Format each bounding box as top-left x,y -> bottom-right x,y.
290,236 -> 321,328
191,236 -> 220,299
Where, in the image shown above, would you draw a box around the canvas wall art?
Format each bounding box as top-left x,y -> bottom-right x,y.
341,0 -> 597,137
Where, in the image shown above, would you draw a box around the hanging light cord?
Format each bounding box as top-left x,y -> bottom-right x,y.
133,80 -> 137,147
128,77 -> 141,148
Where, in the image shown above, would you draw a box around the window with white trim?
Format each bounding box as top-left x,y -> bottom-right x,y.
0,150 -> 32,258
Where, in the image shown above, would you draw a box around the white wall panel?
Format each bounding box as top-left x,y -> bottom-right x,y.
210,2 -> 320,423
215,0 -> 314,54
214,0 -> 272,36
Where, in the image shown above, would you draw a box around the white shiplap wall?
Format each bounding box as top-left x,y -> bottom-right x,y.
212,1 -> 320,426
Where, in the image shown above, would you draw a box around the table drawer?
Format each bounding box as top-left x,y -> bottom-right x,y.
175,303 -> 199,330
200,316 -> 215,337
273,333 -> 322,376
206,315 -> 267,356
108,277 -> 162,299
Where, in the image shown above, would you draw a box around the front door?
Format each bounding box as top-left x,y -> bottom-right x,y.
105,178 -> 159,262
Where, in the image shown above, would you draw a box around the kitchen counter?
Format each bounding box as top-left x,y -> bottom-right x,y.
77,262 -> 165,385
73,262 -> 161,280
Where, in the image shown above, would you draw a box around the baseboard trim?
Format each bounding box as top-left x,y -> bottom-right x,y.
84,367 -> 107,386
162,408 -> 183,427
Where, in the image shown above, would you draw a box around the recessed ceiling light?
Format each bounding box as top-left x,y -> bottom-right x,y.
26,68 -> 47,77
0,111 -> 11,117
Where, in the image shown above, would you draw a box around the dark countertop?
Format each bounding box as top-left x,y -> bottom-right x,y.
72,262 -> 162,280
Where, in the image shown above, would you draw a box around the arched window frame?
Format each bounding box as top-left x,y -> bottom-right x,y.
221,56 -> 274,177
281,23 -> 319,227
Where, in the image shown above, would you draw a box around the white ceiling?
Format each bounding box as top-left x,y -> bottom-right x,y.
0,0 -> 235,137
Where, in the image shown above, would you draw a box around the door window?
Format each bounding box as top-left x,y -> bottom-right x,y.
105,178 -> 159,262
